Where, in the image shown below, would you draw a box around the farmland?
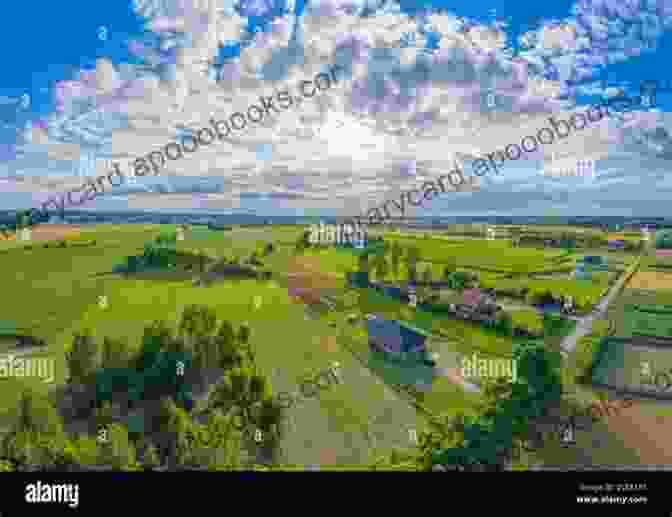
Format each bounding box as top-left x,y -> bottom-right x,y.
0,220 -> 644,471
382,234 -> 570,274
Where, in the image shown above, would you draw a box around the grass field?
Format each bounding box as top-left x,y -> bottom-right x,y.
592,338 -> 672,395
6,221 -> 624,468
382,235 -> 569,274
0,224 -> 450,466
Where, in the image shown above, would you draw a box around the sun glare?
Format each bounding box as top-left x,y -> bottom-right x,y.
317,113 -> 383,158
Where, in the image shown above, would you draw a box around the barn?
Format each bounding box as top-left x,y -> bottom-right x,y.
366,315 -> 431,362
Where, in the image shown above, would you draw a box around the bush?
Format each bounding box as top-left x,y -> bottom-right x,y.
526,289 -> 555,306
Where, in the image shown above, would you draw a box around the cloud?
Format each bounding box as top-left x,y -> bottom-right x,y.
2,0 -> 671,215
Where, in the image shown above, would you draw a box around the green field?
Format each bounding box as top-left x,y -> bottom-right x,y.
382,235 -> 570,274
0,224 -> 473,466
5,222 -> 631,469
591,337 -> 672,396
608,289 -> 672,337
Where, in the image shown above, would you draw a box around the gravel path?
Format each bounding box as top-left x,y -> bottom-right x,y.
560,256 -> 641,355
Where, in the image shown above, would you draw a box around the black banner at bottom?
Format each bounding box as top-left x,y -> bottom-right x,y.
0,471 -> 666,515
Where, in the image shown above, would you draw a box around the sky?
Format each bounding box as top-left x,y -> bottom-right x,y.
1,0 -> 672,217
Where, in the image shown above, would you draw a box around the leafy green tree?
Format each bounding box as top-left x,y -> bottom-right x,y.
67,329 -> 99,385
295,231 -> 310,252
95,401 -> 114,434
495,312 -> 513,336
136,320 -> 173,372
98,423 -> 137,470
447,271 -> 468,291
154,397 -> 192,466
0,390 -> 67,468
373,254 -> 389,281
179,305 -> 218,349
214,320 -> 242,369
204,411 -> 243,469
207,366 -> 270,431
0,459 -> 15,471
390,241 -> 402,279
238,323 -> 253,363
101,337 -> 130,369
142,442 -> 161,470
358,253 -> 369,273
405,246 -> 420,281
422,266 -> 433,285
12,389 -> 64,437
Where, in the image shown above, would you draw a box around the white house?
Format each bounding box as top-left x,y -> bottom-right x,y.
485,226 -> 507,240
176,226 -> 185,241
19,228 -> 31,241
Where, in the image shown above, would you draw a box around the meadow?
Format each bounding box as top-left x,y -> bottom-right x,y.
3,221 -> 625,469
608,288 -> 672,337
382,235 -> 569,274
0,224 -> 439,466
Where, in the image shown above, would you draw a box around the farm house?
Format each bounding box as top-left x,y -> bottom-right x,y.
365,315 -> 433,363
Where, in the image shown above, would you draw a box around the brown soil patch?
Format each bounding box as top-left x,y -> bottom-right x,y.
30,224 -> 82,242
604,404 -> 672,464
627,271 -> 672,290
285,256 -> 343,305
321,335 -> 339,354
319,447 -> 339,466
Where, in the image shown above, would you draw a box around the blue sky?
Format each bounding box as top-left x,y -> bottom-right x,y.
1,0 -> 672,217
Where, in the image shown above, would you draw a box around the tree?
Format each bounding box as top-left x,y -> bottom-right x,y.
207,366 -> 270,431
98,423 -> 137,470
204,411 -> 243,469
422,266 -> 433,285
136,320 -> 173,372
496,312 -> 513,336
101,337 -> 130,369
94,401 -> 114,434
198,250 -> 207,272
373,254 -> 389,281
179,305 -> 217,347
142,442 -> 161,470
1,390 -> 66,468
390,241 -> 402,279
67,329 -> 99,385
238,323 -> 254,365
12,389 -> 63,437
406,246 -> 420,282
154,397 -> 192,466
295,231 -> 310,252
214,320 -> 242,369
358,253 -> 369,273
447,271 -> 468,291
